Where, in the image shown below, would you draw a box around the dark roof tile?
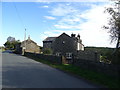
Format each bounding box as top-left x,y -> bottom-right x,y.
43,37 -> 56,42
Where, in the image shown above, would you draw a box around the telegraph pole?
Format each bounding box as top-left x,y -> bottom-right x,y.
24,28 -> 26,49
22,29 -> 26,55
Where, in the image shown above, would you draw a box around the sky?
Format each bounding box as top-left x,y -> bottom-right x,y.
1,0 -> 117,47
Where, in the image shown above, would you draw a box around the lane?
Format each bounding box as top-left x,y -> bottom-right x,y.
0,50 -> 2,89
2,52 -> 99,88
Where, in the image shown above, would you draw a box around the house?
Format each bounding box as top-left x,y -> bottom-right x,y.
43,33 -> 84,58
21,36 -> 40,54
53,33 -> 84,57
43,33 -> 100,64
43,37 -> 56,50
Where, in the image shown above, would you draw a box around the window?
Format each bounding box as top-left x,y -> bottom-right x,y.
77,43 -> 80,50
66,53 -> 72,59
56,52 -> 61,56
62,41 -> 65,44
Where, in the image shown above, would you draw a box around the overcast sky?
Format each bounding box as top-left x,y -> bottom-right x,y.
1,0 -> 116,47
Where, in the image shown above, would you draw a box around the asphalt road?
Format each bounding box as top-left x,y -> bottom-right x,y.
0,51 -> 2,89
2,51 -> 100,88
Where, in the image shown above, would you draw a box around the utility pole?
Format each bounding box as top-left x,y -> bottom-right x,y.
118,1 -> 120,12
24,28 -> 26,49
22,29 -> 26,55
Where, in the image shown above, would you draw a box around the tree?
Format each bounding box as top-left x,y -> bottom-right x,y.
7,36 -> 15,42
4,41 -> 13,49
104,1 -> 120,50
4,40 -> 21,50
103,1 -> 120,64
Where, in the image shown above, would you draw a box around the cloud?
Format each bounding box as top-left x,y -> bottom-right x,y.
44,16 -> 56,20
54,25 -> 74,29
54,14 -> 83,29
41,29 -> 115,47
42,5 -> 49,8
66,3 -> 71,6
49,4 -> 78,16
41,3 -> 115,47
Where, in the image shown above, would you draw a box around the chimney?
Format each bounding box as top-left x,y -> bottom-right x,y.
28,35 -> 31,41
77,34 -> 80,39
71,33 -> 76,37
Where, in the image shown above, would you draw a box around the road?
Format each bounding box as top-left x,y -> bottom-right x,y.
2,51 -> 100,88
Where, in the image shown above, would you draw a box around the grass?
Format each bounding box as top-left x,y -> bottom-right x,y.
3,48 -> 5,51
0,47 -> 5,52
25,55 -> 120,88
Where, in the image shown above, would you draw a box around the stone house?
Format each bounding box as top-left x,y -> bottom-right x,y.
43,37 -> 56,50
43,33 -> 84,58
43,33 -> 100,64
21,36 -> 40,54
53,33 -> 84,57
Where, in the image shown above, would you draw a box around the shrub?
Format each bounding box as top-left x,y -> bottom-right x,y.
100,55 -> 111,64
111,49 -> 120,65
43,48 -> 53,55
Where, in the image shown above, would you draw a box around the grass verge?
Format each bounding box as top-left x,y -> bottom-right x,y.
25,55 -> 120,88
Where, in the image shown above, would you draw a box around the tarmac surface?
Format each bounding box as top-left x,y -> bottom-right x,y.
2,50 -> 100,88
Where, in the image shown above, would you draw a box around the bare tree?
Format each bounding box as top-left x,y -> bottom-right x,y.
103,0 -> 120,64
104,1 -> 120,52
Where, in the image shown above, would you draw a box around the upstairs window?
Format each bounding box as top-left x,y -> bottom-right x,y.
62,41 -> 65,44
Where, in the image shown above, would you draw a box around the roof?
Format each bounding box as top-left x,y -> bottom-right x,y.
21,36 -> 38,45
43,37 -> 56,42
21,39 -> 39,47
22,39 -> 37,44
58,33 -> 71,38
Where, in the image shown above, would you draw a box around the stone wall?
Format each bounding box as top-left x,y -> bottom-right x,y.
24,52 -> 62,64
24,52 -> 119,78
74,50 -> 100,62
73,59 -> 120,78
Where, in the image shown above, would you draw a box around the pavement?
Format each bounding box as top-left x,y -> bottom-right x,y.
2,50 -> 101,88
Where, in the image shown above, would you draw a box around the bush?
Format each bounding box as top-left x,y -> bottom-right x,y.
100,55 -> 111,64
43,48 -> 53,55
111,49 -> 120,65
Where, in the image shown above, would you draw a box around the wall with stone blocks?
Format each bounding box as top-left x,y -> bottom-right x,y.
73,59 -> 120,78
74,51 -> 100,62
24,52 -> 119,78
24,52 -> 62,64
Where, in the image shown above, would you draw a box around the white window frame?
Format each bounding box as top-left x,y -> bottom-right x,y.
81,45 -> 84,51
77,42 -> 80,50
56,52 -> 61,56
66,53 -> 72,59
